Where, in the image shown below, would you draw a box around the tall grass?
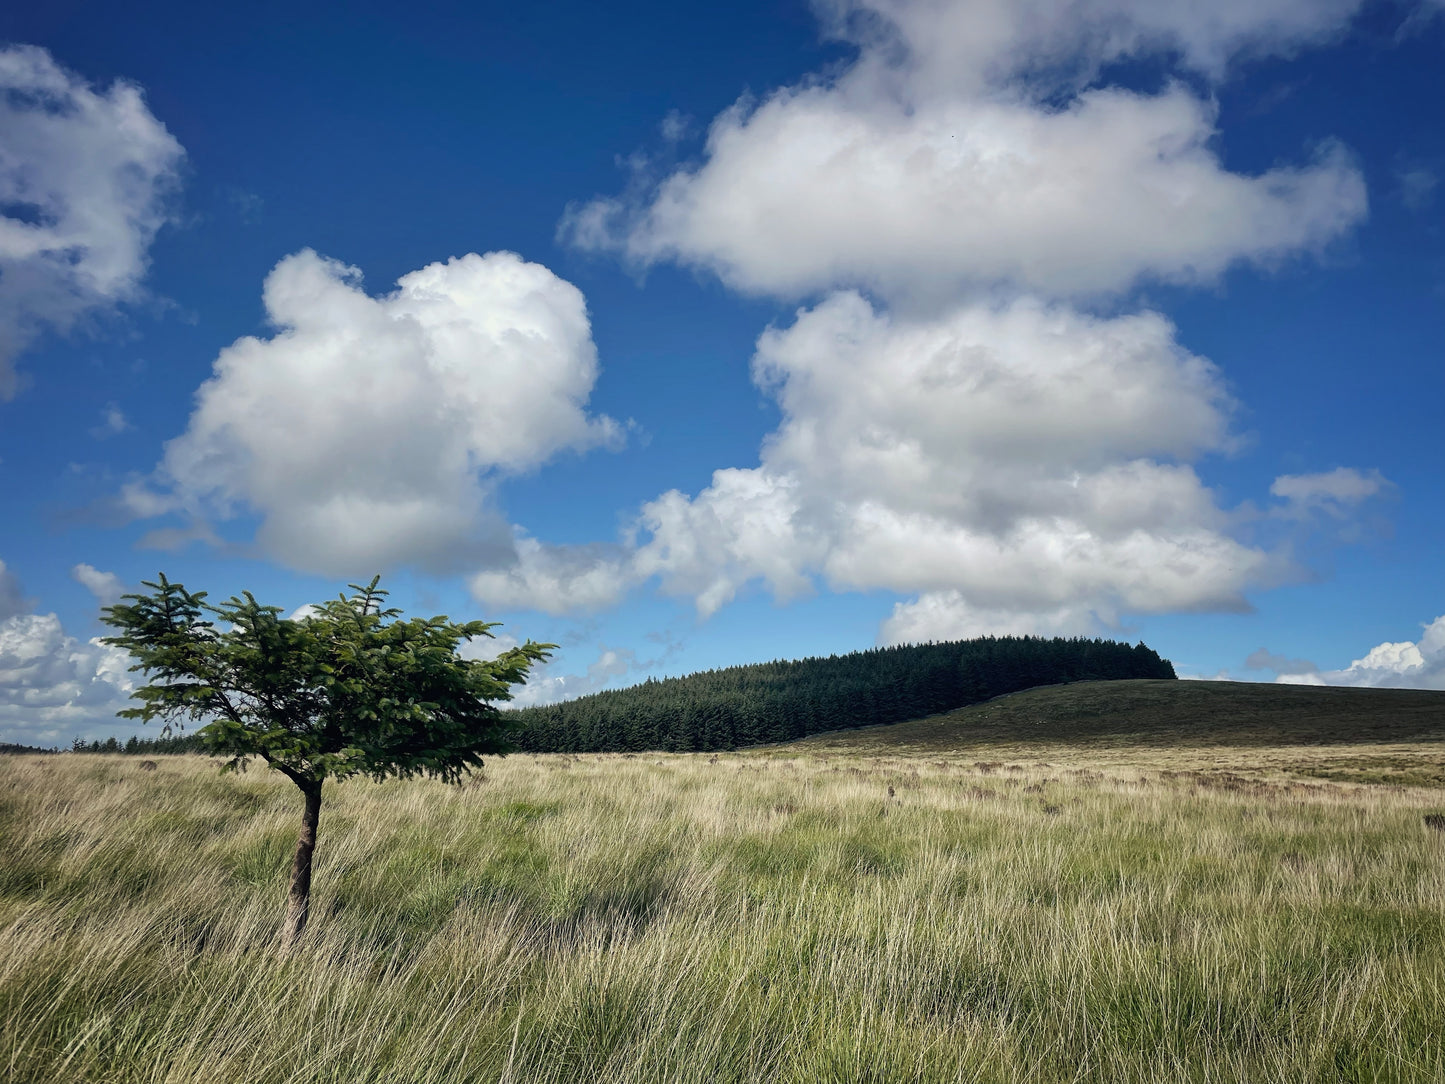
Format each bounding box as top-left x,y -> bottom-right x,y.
2,749 -> 1443,1083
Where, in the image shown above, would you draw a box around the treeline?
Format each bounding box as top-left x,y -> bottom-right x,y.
69,733 -> 207,755
508,636 -> 1175,753
1,742 -> 60,755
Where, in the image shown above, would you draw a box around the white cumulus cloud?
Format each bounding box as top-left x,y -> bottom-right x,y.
469,535 -> 636,616
131,249 -> 621,576
564,0 -> 1366,303
0,560 -> 133,745
0,45 -> 184,398
1276,615 -> 1445,690
630,294 -> 1271,633
495,294 -> 1288,635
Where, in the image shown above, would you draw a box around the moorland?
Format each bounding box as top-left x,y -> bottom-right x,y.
3,679 -> 1444,1083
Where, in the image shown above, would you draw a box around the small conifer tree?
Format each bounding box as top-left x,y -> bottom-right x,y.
101,574 -> 551,946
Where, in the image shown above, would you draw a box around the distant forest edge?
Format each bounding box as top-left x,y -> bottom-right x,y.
54,636 -> 1175,757
508,637 -> 1175,754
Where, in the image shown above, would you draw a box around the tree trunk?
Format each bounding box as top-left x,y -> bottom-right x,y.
282,780 -> 323,948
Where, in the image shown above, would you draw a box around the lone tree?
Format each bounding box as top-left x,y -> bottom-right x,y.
101,575 -> 552,946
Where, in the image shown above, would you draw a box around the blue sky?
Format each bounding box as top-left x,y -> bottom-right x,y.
1,0 -> 1443,745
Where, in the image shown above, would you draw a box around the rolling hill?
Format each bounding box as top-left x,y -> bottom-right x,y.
791,678 -> 1445,757
508,636 -> 1174,753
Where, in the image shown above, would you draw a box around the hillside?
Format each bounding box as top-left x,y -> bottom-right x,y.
508,636 -> 1174,753
793,678 -> 1445,756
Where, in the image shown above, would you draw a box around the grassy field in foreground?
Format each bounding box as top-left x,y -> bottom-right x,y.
3,720 -> 1445,1082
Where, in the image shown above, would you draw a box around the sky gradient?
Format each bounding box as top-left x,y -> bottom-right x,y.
1,0 -> 1443,746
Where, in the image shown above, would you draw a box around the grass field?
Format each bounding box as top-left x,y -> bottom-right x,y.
3,681 -> 1445,1083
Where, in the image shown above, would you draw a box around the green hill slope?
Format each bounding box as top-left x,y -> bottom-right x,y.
793,679 -> 1445,754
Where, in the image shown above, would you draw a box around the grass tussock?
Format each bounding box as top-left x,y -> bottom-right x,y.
2,746 -> 1444,1083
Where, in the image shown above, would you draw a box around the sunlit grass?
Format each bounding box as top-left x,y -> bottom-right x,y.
2,745 -> 1443,1083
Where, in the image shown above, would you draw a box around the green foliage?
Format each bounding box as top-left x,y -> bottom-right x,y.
510,635 -> 1175,754
100,574 -> 553,788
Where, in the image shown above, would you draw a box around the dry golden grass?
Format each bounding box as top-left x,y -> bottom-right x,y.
2,738 -> 1444,1083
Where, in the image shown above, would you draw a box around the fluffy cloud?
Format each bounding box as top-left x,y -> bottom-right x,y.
565,0 -> 1366,302
633,468 -> 824,617
134,249 -> 620,575
0,560 -> 133,745
1275,615 -> 1445,689
0,45 -> 183,398
469,536 -> 635,615
71,563 -> 125,605
491,290 -> 1398,637
631,294 -> 1271,632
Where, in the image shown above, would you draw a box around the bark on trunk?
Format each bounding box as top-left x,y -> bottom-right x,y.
282,781 -> 323,948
